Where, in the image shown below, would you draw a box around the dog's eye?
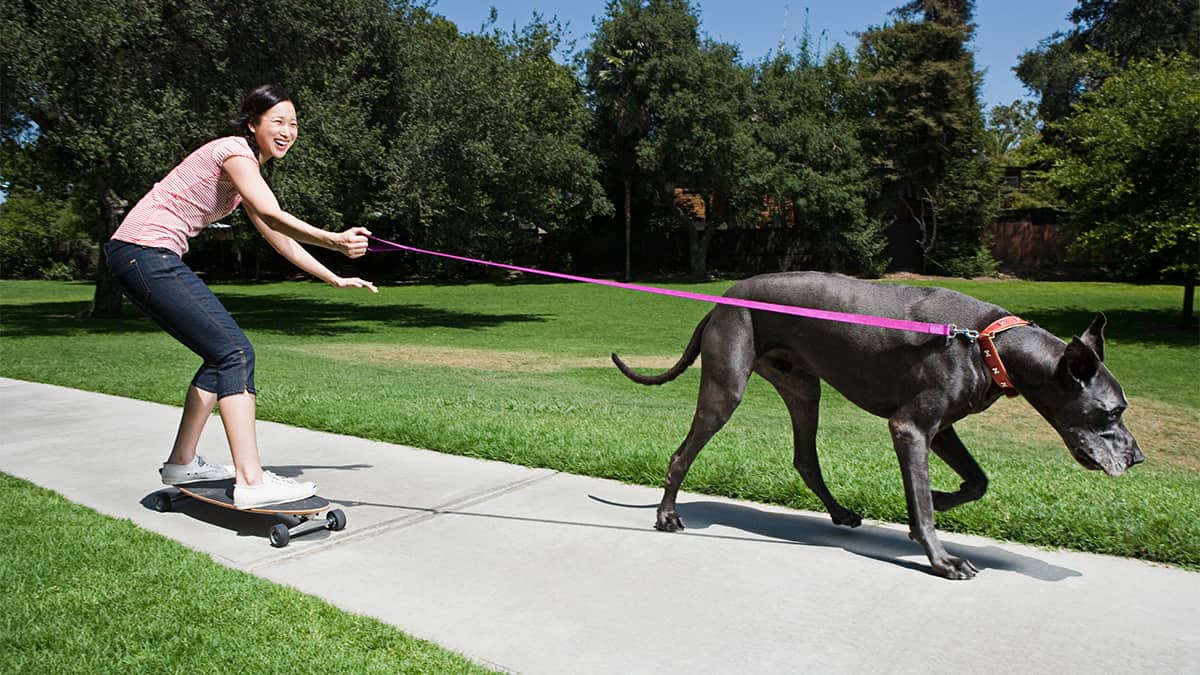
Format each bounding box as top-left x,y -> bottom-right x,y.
1107,405 -> 1126,420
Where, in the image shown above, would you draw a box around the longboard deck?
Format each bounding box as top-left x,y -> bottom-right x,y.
173,478 -> 330,515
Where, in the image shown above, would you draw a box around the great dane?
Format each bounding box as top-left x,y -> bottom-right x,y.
612,272 -> 1143,579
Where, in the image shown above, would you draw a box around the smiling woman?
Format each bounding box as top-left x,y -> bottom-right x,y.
235,85 -> 299,161
101,84 -> 378,510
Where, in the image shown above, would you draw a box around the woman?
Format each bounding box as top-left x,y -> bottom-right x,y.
105,84 -> 376,508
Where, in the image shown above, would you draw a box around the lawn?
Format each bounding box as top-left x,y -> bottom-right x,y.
0,472 -> 494,673
2,276 -> 1197,571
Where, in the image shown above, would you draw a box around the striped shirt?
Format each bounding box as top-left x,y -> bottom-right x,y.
112,136 -> 258,256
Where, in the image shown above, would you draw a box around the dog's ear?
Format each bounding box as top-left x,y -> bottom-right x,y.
1080,312 -> 1106,362
1058,337 -> 1101,388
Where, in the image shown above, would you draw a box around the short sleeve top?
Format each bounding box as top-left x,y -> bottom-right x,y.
112,136 -> 258,256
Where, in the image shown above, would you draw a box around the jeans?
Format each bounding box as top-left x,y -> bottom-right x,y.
104,239 -> 256,398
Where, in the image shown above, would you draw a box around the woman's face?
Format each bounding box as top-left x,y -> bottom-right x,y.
248,100 -> 298,161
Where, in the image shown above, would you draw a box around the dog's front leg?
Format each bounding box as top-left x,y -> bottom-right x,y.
889,416 -> 979,580
930,426 -> 989,512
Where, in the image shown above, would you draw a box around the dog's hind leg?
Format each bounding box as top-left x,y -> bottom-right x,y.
929,426 -> 988,512
760,367 -> 862,528
656,310 -> 755,532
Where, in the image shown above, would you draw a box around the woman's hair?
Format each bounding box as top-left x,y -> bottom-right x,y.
231,84 -> 292,160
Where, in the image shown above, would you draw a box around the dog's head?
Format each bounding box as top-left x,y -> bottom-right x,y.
1025,313 -> 1144,476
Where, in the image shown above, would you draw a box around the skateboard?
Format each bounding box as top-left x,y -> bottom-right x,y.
154,478 -> 346,547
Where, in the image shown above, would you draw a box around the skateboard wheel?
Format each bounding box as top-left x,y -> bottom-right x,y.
154,492 -> 173,513
326,509 -> 347,531
269,523 -> 290,547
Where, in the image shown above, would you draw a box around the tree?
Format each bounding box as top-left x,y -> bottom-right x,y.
1038,54 -> 1199,328
585,0 -> 701,279
2,0 -> 607,295
983,100 -> 1039,164
857,0 -> 999,276
1,0 -> 235,315
1017,0 -> 1200,128
639,39 -> 761,278
748,35 -> 883,276
369,12 -> 608,272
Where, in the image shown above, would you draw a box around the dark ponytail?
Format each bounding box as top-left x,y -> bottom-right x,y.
230,84 -> 293,162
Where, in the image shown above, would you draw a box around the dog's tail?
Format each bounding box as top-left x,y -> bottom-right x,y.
612,313 -> 710,385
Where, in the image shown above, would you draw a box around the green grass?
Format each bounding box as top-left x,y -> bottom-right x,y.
1,277 -> 1197,573
0,473 -> 493,674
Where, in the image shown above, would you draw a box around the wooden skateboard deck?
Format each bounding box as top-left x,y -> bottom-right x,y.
154,478 -> 346,547
171,478 -> 329,514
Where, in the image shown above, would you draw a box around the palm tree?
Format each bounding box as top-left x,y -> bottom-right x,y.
592,41 -> 650,280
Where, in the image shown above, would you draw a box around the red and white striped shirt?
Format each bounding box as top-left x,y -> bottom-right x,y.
112,136 -> 258,256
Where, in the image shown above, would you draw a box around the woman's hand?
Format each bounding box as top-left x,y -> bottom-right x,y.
335,227 -> 373,259
331,276 -> 378,293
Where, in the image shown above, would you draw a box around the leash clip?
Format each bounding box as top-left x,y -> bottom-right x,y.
947,325 -> 980,344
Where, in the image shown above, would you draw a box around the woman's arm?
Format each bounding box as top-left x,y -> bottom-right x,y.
223,155 -> 369,258
245,207 -> 377,292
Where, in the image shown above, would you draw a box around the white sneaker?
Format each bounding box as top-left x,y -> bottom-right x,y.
233,471 -> 317,509
160,456 -> 235,485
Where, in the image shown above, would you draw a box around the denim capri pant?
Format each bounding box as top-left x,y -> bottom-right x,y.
104,239 -> 256,399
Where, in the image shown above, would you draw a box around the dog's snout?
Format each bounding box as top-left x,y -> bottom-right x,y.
1130,444 -> 1145,467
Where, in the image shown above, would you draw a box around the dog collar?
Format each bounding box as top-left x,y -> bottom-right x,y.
979,317 -> 1031,397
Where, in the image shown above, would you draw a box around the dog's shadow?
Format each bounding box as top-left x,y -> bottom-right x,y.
609,498 -> 1081,582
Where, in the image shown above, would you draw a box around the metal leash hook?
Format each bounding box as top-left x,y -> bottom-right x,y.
947,324 -> 980,344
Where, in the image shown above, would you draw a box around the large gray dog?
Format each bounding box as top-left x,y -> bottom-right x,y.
612,272 -> 1143,579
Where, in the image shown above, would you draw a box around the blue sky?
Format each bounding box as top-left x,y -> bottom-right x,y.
430,0 -> 1079,111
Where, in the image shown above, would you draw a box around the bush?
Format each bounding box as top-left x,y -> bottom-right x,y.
935,244 -> 1000,278
0,193 -> 95,280
839,218 -> 891,278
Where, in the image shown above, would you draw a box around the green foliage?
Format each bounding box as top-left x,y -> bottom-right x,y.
837,218 -> 891,278
0,0 -> 235,198
857,0 -> 999,275
367,14 -> 609,269
0,191 -> 95,280
584,0 -> 710,275
641,38 -> 762,276
748,40 -> 879,274
584,2 -> 883,278
5,0 -> 1189,287
984,100 -> 1040,164
0,1 -> 606,283
1038,53 -> 1199,281
1017,0 -> 1200,127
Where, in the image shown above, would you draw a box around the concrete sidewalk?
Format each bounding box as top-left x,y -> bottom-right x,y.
2,377 -> 1197,673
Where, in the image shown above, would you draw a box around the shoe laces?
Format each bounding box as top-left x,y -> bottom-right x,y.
263,470 -> 303,486
193,456 -> 234,474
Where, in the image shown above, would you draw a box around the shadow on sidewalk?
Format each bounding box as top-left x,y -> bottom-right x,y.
290,487 -> 1082,583
666,499 -> 1081,582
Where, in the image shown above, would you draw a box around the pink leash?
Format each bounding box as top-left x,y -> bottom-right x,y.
366,235 -> 963,338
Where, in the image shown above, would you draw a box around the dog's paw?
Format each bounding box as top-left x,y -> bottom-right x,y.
831,508 -> 862,528
931,555 -> 979,580
655,511 -> 685,532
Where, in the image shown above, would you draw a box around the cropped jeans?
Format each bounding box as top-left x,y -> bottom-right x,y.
104,239 -> 256,399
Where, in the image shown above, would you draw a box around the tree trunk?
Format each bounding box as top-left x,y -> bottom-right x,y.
623,177 -> 632,281
84,188 -> 126,319
687,195 -> 716,280
1181,275 -> 1196,331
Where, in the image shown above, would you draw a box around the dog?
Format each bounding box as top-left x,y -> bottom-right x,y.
612,272 -> 1143,579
